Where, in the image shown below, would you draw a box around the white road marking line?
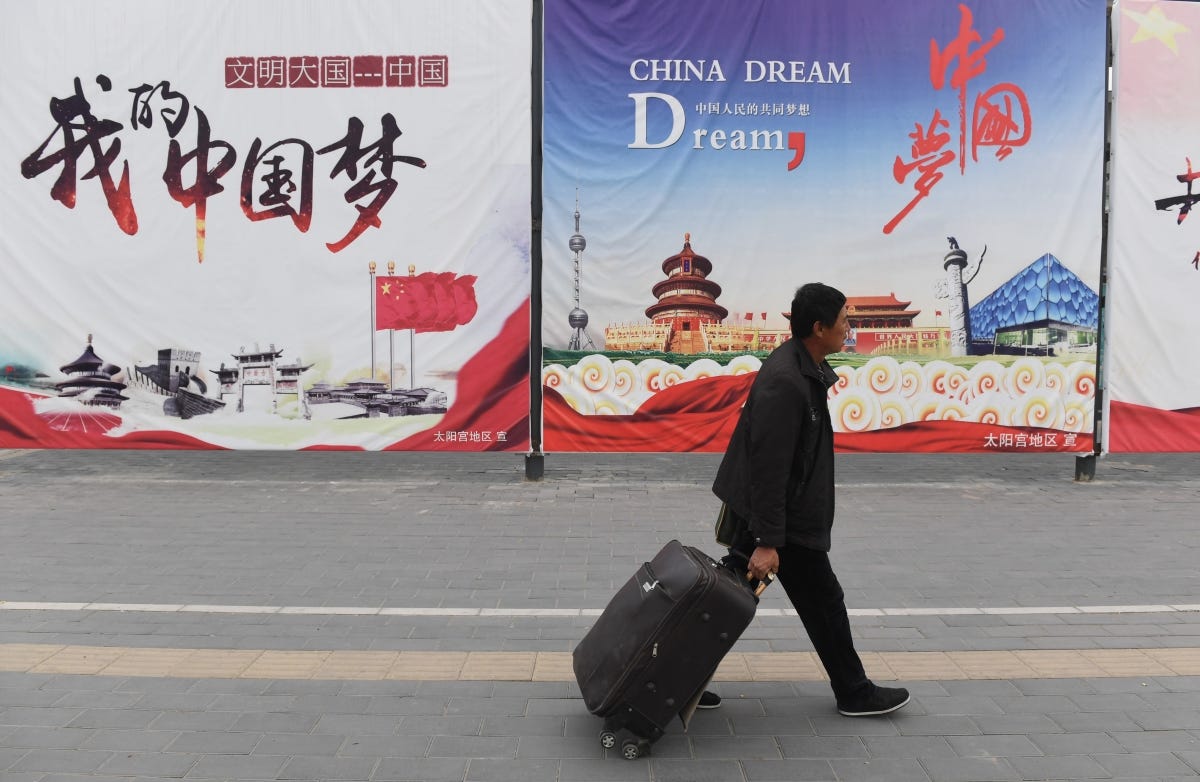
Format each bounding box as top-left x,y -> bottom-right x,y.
2,601 -> 1198,618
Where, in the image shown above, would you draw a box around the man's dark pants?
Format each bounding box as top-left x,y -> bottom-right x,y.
776,545 -> 871,702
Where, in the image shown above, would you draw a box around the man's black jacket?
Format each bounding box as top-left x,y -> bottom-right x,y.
712,338 -> 837,552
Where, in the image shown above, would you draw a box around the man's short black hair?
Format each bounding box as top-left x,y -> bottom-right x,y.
790,283 -> 847,341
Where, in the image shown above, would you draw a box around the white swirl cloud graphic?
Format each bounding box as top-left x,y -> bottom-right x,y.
542,353 -> 1096,432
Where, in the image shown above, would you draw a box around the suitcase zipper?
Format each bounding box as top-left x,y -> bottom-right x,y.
596,546 -> 723,715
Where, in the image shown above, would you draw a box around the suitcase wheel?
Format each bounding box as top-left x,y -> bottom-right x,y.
621,737 -> 650,760
598,730 -> 617,749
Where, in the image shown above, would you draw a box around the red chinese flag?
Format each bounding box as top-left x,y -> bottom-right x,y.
416,272 -> 477,333
936,310 -> 943,316
761,312 -> 767,321
451,274 -> 479,326
418,272 -> 457,333
378,272 -> 478,332
745,312 -> 753,321
375,276 -> 417,330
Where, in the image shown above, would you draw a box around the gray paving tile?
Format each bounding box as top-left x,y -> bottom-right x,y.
1065,692 -> 1153,713
559,757 -> 653,781
1177,751 -> 1200,774
1083,677 -> 1168,694
918,756 -> 1020,782
1009,678 -> 1095,696
969,714 -> 1064,735
51,690 -> 143,709
914,696 -> 1006,716
1005,754 -> 1112,780
67,708 -> 160,729
828,757 -> 931,781
987,695 -> 1078,714
739,759 -> 836,781
1109,729 -> 1200,752
98,751 -> 200,777
165,730 -> 262,754
895,716 -> 982,737
0,747 -> 29,772
688,736 -> 780,760
515,734 -> 605,759
338,735 -> 431,757
0,689 -> 73,708
465,758 -> 561,781
777,735 -> 868,759
1141,690 -> 1200,709
480,715 -> 564,737
728,716 -> 813,736
339,681 -> 420,697
364,697 -> 448,716
1092,751 -> 1196,777
186,753 -> 288,779
9,748 -> 114,773
288,694 -> 373,714
444,696 -> 529,717
130,693 -> 220,711
810,716 -> 899,737
312,713 -> 404,735
939,681 -> 1022,697
1131,709 -> 1200,730
647,759 -> 743,782
1048,711 -> 1144,736
1027,730 -> 1125,755
945,734 -> 1043,758
252,732 -> 346,756
40,675 -> 128,692
187,679 -> 272,695
862,735 -> 957,759
81,728 -> 181,752
371,757 -> 470,781
230,711 -> 321,733
278,755 -> 379,780
2,726 -> 96,749
0,706 -> 86,727
148,711 -> 240,732
397,715 -> 483,735
427,735 -> 518,759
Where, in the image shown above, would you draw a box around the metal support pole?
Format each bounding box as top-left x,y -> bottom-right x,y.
1077,3 -> 1113,484
368,262 -> 377,380
525,0 -> 546,481
1075,454 -> 1096,482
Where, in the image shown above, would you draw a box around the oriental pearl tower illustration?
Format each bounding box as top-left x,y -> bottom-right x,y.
567,191 -> 596,351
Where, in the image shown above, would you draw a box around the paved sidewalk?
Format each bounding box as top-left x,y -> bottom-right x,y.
2,449 -> 1200,781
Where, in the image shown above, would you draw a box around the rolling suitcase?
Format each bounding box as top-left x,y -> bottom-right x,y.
572,538 -> 767,759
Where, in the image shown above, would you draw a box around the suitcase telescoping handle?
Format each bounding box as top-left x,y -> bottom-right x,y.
751,572 -> 775,597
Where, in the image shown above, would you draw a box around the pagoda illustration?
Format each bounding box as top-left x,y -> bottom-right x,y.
645,233 -> 729,354
56,334 -> 128,408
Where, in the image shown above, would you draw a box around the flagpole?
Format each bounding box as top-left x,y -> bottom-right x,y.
387,261 -> 396,391
369,261 -> 377,380
408,264 -> 416,390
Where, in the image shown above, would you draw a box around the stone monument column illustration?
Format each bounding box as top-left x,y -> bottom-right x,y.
936,236 -> 984,357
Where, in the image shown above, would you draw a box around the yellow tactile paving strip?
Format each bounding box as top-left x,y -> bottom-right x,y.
5,644 -> 1200,681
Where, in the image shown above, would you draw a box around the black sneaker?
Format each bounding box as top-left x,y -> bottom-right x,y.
837,684 -> 910,717
697,691 -> 722,709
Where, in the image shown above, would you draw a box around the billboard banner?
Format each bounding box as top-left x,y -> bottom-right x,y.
1105,0 -> 1200,452
0,1 -> 531,451
542,0 -> 1106,452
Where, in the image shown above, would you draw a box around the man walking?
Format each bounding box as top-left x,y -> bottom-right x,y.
712,282 -> 910,717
